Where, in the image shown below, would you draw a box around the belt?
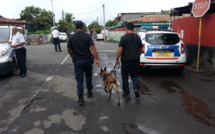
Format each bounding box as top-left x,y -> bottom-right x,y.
15,47 -> 25,50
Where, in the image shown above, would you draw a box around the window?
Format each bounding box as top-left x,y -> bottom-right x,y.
145,33 -> 180,45
0,28 -> 10,41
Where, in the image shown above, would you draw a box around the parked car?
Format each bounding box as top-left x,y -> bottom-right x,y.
0,26 -> 18,75
59,32 -> 67,42
138,30 -> 187,74
96,33 -> 104,40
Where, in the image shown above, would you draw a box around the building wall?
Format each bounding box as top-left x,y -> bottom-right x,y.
121,13 -> 142,22
107,27 -> 125,42
172,13 -> 215,71
25,34 -> 52,45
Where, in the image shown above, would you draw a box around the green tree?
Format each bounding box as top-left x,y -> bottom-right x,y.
20,6 -> 53,31
88,21 -> 103,33
65,13 -> 75,23
105,20 -> 117,27
57,20 -> 75,32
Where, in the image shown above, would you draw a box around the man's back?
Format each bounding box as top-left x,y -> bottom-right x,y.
119,33 -> 142,62
67,31 -> 94,61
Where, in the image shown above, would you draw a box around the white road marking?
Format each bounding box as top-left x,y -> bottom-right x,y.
46,55 -> 70,82
61,54 -> 70,65
46,75 -> 53,81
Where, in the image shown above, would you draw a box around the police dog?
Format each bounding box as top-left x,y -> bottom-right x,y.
100,67 -> 120,105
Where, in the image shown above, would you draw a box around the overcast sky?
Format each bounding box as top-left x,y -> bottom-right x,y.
0,0 -> 193,25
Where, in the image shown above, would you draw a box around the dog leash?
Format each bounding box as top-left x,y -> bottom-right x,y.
112,64 -> 120,78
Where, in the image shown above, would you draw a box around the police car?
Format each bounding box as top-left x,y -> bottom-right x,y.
0,26 -> 20,75
138,30 -> 187,74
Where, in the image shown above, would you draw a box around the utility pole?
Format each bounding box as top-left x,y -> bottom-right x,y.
62,10 -> 64,31
51,0 -> 55,27
103,4 -> 106,41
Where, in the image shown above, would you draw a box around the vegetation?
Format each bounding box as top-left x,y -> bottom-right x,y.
20,6 -> 53,31
88,21 -> 103,33
105,20 -> 117,27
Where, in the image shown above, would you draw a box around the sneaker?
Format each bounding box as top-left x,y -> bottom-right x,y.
87,90 -> 93,98
20,74 -> 26,78
122,94 -> 130,99
78,98 -> 84,106
135,91 -> 140,98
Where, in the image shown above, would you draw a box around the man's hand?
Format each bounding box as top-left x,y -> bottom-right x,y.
95,59 -> 100,67
11,45 -> 17,48
115,60 -> 120,65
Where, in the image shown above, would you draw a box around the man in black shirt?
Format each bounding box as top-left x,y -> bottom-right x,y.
115,22 -> 142,99
67,21 -> 100,106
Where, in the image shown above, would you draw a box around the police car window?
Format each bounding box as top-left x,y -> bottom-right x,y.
145,33 -> 180,45
0,28 -> 10,41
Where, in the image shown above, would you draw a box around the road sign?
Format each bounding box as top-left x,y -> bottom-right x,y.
192,0 -> 211,17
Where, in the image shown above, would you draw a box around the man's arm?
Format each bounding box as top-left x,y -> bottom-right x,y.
90,45 -> 100,67
0,41 -> 12,44
67,48 -> 72,56
115,47 -> 123,64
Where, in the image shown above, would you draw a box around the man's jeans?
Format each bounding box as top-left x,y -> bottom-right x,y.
74,59 -> 93,97
121,61 -> 140,96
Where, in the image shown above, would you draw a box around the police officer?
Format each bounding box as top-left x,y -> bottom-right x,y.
115,22 -> 142,99
1,27 -> 27,78
51,27 -> 62,52
67,21 -> 100,106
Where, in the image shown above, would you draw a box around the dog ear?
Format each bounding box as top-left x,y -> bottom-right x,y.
101,68 -> 103,71
104,67 -> 106,71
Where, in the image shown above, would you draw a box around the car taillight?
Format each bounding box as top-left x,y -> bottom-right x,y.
142,44 -> 145,53
181,44 -> 185,54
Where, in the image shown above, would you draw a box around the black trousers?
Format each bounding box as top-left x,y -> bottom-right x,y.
53,38 -> 61,51
15,48 -> 27,75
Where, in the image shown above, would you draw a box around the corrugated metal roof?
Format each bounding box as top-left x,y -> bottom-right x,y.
0,15 -> 28,24
130,15 -> 169,23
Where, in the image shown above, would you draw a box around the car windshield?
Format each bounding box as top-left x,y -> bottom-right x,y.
145,33 -> 180,45
0,28 -> 10,41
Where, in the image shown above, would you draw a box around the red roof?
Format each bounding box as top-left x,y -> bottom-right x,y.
0,15 -> 29,24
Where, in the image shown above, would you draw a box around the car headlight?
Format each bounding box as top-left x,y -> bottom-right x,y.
0,47 -> 7,57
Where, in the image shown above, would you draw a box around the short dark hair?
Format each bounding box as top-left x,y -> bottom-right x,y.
125,22 -> 134,30
76,21 -> 84,29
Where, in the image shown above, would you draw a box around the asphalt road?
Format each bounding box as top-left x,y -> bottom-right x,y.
0,41 -> 214,134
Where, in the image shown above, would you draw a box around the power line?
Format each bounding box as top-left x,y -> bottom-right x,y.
105,8 -> 115,19
74,6 -> 102,15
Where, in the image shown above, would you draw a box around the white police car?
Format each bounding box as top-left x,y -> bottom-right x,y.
0,26 -> 19,75
138,30 -> 187,74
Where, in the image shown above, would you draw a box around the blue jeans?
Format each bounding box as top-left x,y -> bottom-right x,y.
121,61 -> 140,96
74,59 -> 93,97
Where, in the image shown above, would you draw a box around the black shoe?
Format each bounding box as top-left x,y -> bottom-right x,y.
20,74 -> 26,78
16,74 -> 21,76
122,94 -> 130,99
135,91 -> 140,98
59,50 -> 62,52
56,50 -> 58,52
87,90 -> 93,98
78,98 -> 84,106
